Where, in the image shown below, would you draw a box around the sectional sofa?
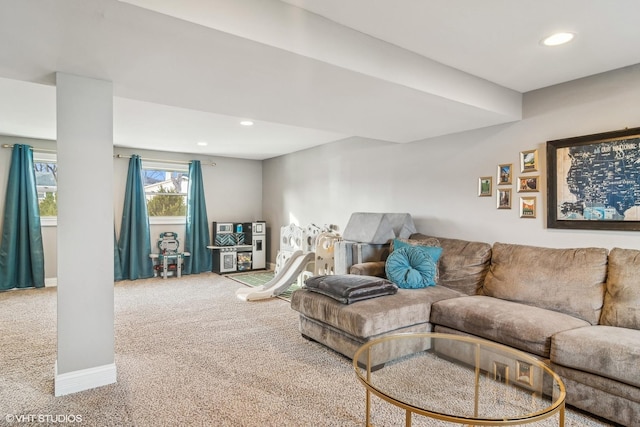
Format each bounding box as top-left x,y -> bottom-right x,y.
290,234 -> 640,426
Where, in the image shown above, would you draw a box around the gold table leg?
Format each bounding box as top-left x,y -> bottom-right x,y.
365,389 -> 371,426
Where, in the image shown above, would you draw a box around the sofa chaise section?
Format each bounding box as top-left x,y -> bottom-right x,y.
290,234 -> 492,365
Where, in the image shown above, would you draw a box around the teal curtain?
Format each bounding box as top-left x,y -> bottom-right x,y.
184,160 -> 212,274
117,155 -> 153,280
0,144 -> 45,290
114,227 -> 123,281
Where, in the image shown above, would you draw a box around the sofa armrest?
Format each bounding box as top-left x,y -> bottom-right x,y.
350,261 -> 386,278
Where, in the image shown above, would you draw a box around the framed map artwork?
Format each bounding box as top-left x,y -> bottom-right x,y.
547,127 -> 640,230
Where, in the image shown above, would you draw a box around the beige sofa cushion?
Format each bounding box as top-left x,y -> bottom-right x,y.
482,243 -> 607,325
410,234 -> 492,295
430,295 -> 590,357
600,247 -> 640,329
552,326 -> 640,388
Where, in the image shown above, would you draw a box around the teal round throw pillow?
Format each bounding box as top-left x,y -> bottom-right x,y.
385,246 -> 437,289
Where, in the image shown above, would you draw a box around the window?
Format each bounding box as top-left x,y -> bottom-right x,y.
142,162 -> 189,222
34,153 -> 57,224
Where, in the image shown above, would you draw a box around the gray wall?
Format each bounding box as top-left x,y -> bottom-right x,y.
0,140 -> 263,280
113,146 -> 264,248
262,64 -> 640,261
2,64 -> 639,272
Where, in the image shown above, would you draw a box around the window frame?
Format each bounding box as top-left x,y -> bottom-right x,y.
33,152 -> 58,227
142,161 -> 189,225
29,157 -> 192,227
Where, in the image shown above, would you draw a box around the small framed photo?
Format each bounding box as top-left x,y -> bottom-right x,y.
478,176 -> 492,197
497,163 -> 513,185
517,175 -> 540,192
520,197 -> 537,218
516,360 -> 533,386
493,361 -> 509,383
497,188 -> 512,209
520,149 -> 538,173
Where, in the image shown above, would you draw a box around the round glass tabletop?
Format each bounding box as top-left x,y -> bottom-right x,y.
353,333 -> 566,426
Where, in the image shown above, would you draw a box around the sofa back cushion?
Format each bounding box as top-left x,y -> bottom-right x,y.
482,243 -> 607,325
600,247 -> 640,329
410,233 -> 491,295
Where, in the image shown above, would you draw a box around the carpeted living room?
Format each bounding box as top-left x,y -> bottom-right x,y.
1,1 -> 640,427
1,274 -> 618,426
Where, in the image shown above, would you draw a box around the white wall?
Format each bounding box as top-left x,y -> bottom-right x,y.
0,140 -> 263,280
262,64 -> 640,261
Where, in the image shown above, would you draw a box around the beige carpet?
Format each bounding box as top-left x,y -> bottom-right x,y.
0,273 -> 615,426
227,270 -> 300,301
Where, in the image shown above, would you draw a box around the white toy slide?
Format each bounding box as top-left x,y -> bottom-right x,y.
235,250 -> 315,301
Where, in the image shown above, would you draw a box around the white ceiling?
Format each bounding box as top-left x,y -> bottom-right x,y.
0,0 -> 639,160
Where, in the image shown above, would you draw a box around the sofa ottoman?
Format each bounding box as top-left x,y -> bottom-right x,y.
291,286 -> 463,366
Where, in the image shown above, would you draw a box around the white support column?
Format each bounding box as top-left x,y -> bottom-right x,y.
55,73 -> 116,396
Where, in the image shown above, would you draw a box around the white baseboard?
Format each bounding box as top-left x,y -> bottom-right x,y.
45,278 -> 57,287
54,361 -> 117,396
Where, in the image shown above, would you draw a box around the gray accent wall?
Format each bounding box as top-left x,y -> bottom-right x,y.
262,64 -> 640,262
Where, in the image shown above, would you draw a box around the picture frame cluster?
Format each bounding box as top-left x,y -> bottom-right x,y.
518,149 -> 539,218
480,149 -> 540,218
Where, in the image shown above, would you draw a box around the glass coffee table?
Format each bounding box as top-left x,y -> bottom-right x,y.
353,333 -> 566,426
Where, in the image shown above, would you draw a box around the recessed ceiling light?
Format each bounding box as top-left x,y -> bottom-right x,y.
240,120 -> 254,126
541,32 -> 575,46
197,141 -> 208,146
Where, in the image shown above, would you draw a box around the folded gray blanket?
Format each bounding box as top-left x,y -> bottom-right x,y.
303,274 -> 398,304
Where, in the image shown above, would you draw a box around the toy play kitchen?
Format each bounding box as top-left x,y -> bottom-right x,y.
209,221 -> 266,274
